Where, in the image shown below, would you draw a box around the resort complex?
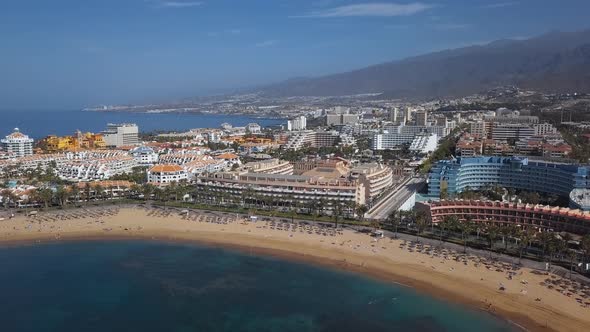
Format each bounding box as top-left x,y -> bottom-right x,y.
6,3 -> 590,330
2,97 -> 590,332
418,199 -> 590,235
1,128 -> 34,158
0,94 -> 590,331
427,156 -> 590,199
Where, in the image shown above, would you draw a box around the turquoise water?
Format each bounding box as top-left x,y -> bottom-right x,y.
0,241 -> 517,332
1,110 -> 284,138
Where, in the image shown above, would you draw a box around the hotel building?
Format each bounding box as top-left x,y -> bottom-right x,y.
243,159 -> 294,175
326,113 -> 359,126
41,131 -> 106,152
75,180 -> 134,198
196,160 -> 394,208
428,156 -> 590,198
197,172 -> 366,207
418,200 -> 590,235
409,133 -> 438,154
491,123 -> 535,141
415,110 -> 428,126
102,123 -> 139,147
245,123 -> 262,134
287,116 -> 307,131
147,164 -> 188,185
372,124 -> 450,150
56,156 -> 137,182
1,128 -> 34,157
130,146 -> 159,165
349,163 -> 394,203
284,130 -> 340,150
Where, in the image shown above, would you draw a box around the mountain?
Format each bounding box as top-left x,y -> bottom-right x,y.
257,29 -> 590,99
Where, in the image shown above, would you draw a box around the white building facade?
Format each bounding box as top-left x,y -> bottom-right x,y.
1,128 -> 34,157
102,123 -> 139,147
147,164 -> 189,185
287,116 -> 307,131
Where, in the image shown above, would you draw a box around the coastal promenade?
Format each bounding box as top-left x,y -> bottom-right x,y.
1,205 -> 589,331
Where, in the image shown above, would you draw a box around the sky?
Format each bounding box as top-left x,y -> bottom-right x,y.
1,0 -> 590,110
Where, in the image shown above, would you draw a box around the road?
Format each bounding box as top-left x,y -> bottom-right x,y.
366,176 -> 425,220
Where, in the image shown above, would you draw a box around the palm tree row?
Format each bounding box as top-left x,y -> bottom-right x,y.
382,210 -> 590,275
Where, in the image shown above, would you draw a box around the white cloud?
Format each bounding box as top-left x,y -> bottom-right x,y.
294,2 -> 434,18
156,1 -> 203,8
482,2 -> 519,9
255,40 -> 278,47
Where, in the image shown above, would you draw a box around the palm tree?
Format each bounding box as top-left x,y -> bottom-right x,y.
242,186 -> 255,208
561,233 -> 573,249
538,231 -> 554,262
27,189 -> 40,208
94,184 -> 105,201
70,185 -> 80,205
130,184 -> 141,198
84,182 -> 92,202
546,234 -> 562,268
141,183 -> 154,200
440,215 -> 458,245
486,224 -> 500,254
333,201 -> 343,228
581,234 -> 590,270
168,181 -> 179,201
415,211 -> 428,243
355,204 -> 368,222
308,199 -> 319,220
516,229 -> 533,265
55,185 -> 68,207
500,225 -> 515,252
387,211 -> 400,239
399,209 -> 407,232
152,187 -> 163,201
317,198 -> 327,217
107,184 -> 116,200
38,188 -> 54,208
567,250 -> 577,279
457,221 -> 474,253
1,189 -> 12,209
369,219 -> 380,232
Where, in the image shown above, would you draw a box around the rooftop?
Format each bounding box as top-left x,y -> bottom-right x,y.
149,164 -> 184,173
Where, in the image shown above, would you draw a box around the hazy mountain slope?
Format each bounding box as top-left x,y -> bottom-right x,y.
258,30 -> 590,99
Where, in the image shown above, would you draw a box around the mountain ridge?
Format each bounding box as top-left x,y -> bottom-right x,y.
255,29 -> 590,99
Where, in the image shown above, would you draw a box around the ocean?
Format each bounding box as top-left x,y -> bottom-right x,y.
0,110 -> 285,139
0,241 -> 517,332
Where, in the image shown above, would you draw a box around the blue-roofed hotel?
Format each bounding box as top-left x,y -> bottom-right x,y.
427,156 -> 590,198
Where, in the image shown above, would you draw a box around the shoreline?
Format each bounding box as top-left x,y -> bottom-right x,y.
1,206 -> 589,331
0,232 -> 551,332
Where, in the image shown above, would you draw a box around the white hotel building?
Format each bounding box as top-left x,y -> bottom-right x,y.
287,116 -> 307,131
1,128 -> 34,157
147,164 -> 189,185
102,123 -> 139,147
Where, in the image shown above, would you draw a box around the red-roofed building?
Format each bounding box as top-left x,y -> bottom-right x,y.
147,164 -> 188,185
417,199 -> 590,235
542,143 -> 572,159
214,153 -> 241,168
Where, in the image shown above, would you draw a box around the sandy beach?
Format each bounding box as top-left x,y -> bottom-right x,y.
1,205 -> 589,332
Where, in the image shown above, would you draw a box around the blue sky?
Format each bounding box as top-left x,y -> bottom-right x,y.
1,0 -> 589,110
